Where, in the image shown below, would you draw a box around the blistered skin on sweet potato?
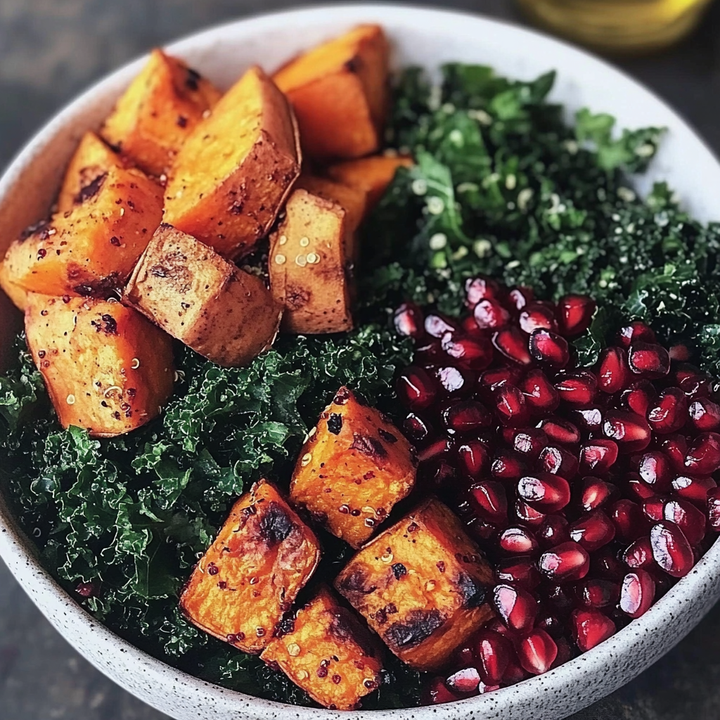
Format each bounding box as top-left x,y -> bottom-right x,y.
57,132 -> 126,215
261,586 -> 382,710
125,224 -> 281,367
335,498 -> 495,671
101,49 -> 222,177
164,65 -> 301,259
327,155 -> 414,211
290,387 -> 416,549
273,25 -> 390,160
180,480 -> 321,654
2,166 -> 163,298
24,294 -> 174,437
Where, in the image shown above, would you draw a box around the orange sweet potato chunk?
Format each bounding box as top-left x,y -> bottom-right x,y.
101,49 -> 222,177
0,261 -> 28,311
1,166 -> 163,298
273,25 -> 390,160
125,224 -> 282,367
290,387 -> 416,549
164,65 -> 301,259
335,498 -> 495,671
261,585 -> 383,710
24,294 -> 174,437
180,480 -> 321,654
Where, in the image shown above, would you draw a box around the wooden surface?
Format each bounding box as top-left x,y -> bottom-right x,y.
1,1 -> 720,718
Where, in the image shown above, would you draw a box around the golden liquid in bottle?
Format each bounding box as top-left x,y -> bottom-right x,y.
517,0 -> 713,52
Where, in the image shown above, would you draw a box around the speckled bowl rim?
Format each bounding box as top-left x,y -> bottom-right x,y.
1,5 -> 720,720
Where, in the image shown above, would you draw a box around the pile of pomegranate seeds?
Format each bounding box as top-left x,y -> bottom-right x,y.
395,277 -> 719,705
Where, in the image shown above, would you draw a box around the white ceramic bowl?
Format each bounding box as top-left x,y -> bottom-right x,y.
2,5 -> 720,720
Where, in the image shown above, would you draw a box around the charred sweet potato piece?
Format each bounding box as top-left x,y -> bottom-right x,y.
335,498 -> 495,671
273,25 -> 390,160
180,480 -> 321,654
164,65 -> 301,259
290,387 -> 416,548
261,585 -> 382,710
326,155 -> 414,211
1,166 -> 163,298
101,49 -> 221,177
125,224 -> 281,367
0,261 -> 28,311
24,293 -> 174,437
57,132 -> 126,215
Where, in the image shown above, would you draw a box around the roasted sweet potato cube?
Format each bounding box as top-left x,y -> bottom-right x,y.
24,293 -> 174,437
290,387 -> 416,548
335,498 -> 495,671
180,480 -> 321,654
101,49 -> 222,177
273,25 -> 390,160
0,260 -> 28,311
327,155 -> 414,211
261,585 -> 382,710
57,132 -> 126,215
125,224 -> 281,367
2,166 -> 163,298
164,65 -> 301,259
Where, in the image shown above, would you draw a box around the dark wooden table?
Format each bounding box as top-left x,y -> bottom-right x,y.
1,1 -> 720,718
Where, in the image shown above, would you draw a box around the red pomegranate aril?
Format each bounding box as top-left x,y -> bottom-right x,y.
474,299 -> 510,330
516,629 -> 558,675
569,511 -> 616,552
642,497 -> 665,523
647,388 -> 688,434
424,313 -> 459,339
499,526 -> 539,554
621,380 -> 657,417
544,583 -> 576,614
470,482 -> 509,525
465,275 -> 501,308
578,477 -> 618,513
650,521 -> 694,578
493,327 -> 532,366
518,371 -> 558,416
598,347 -> 631,394
492,451 -> 528,482
538,417 -> 581,446
529,329 -> 570,367
397,366 -> 439,410
689,397 -> 720,432
454,644 -> 476,668
502,661 -> 528,685
417,437 -> 452,464
619,570 -> 656,619
442,400 -> 493,435
636,451 -> 674,491
622,536 -> 656,570
479,365 -> 524,394
393,302 -> 425,339
519,304 -> 557,335
435,366 -> 473,397
538,445 -> 579,478
493,584 -> 538,633
576,579 -> 620,609
457,440 -> 491,480
496,556 -> 542,589
465,515 -> 497,542
513,429 -> 549,460
415,338 -> 443,367
628,471 -> 654,502
441,333 -> 494,371
517,474 -> 571,513
552,638 -> 574,668
610,499 -> 648,542
570,407 -> 604,434
558,295 -> 596,337
602,411 -> 651,453
579,439 -> 619,474
427,677 -> 460,705
554,371 -> 598,407
537,613 -> 565,639
445,667 -> 481,695
672,474 -> 717,505
537,515 -> 570,549
628,342 -> 670,379
539,541 -> 590,583
708,488 -> 720,531
494,385 -> 531,427
592,548 -> 625,581
685,432 -> 720,475
662,498 -> 706,546
403,413 -> 433,444
662,434 -> 689,472
618,321 -> 657,348
679,371 -> 714,399
571,609 -> 616,652
509,287 -> 534,311
514,499 -> 547,527
474,630 -> 513,685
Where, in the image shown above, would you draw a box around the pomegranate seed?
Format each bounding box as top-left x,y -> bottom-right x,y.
493,584 -> 538,633
650,521 -> 694,578
479,366 -> 524,394
424,313 -> 459,339
393,302 -> 425,339
417,437 -> 452,464
516,629 -> 558,675
628,342 -> 670,379
642,498 -> 666,523
685,432 -> 720,475
514,499 -> 547,527
427,677 -> 459,705
434,366 -> 473,397
508,287 -> 534,311
669,344 -> 691,362
454,644 -> 476,668
621,380 -> 657,417
502,661 -> 528,685
492,451 -> 528,482
465,275 -> 501,308
708,488 -> 720,531
517,474 -> 571,513
622,536 -> 656,571
592,548 -> 625,581
538,445 -> 579,478
570,407 -> 604,433
536,613 -> 565,639
610,499 -> 648,542
598,347 -> 631,394
618,321 -> 657,348
469,482 -> 508,525
557,295 -> 596,337
672,474 -> 717,505
499,526 -> 539,554
662,498 -> 706,546
494,385 -> 531,427
529,329 -> 570,367
544,583 -> 575,614
569,511 -> 616,551
538,417 -> 581,446
552,637 -> 574,668
474,299 -> 510,330
636,450 -> 673,492
403,413 -> 433,444
441,333 -> 494,371
662,434 -> 689,472
571,609 -> 615,652
555,371 -> 597,407
689,397 -> 720,432
496,556 -> 542,589
602,411 -> 651,453
519,304 -> 557,334
513,429 -> 549,459
537,515 -> 570,549
521,370 -> 560,414
415,338 -> 443,366
619,570 -> 656,619
579,439 -> 619,474
456,440 -> 490,480
474,630 -> 513,685
677,367 -> 714,398
445,667 -> 481,695
493,327 -> 532,366
442,400 -> 493,435
538,541 -> 590,583
576,579 -> 619,609
397,366 -> 438,410
647,388 -> 688,434
577,477 -> 618,513
465,516 -> 497,542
